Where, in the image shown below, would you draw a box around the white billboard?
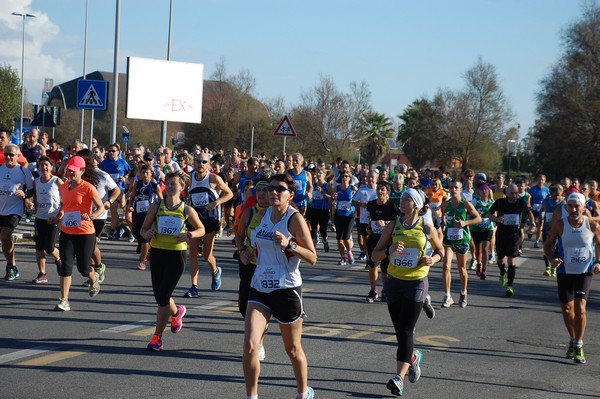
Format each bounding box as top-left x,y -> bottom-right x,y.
126,57 -> 203,124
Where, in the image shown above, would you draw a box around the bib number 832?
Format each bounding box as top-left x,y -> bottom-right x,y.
261,280 -> 280,289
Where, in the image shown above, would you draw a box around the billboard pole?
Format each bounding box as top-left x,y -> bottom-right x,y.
160,0 -> 173,148
109,0 -> 121,145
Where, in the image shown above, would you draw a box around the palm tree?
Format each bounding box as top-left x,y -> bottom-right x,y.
359,112 -> 395,166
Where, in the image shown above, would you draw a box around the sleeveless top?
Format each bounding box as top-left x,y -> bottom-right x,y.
188,171 -> 219,221
387,216 -> 429,280
22,143 -> 42,169
151,200 -> 187,251
443,199 -> 471,245
251,206 -> 302,292
556,216 -> 595,274
132,180 -> 159,215
471,198 -> 495,232
309,182 -> 330,210
34,175 -> 60,220
335,186 -> 355,216
389,185 -> 405,206
243,205 -> 266,266
288,169 -> 308,207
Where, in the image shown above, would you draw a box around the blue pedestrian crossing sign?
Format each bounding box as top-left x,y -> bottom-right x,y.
77,79 -> 108,110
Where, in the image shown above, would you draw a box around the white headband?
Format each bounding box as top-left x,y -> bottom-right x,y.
566,192 -> 585,205
405,188 -> 424,210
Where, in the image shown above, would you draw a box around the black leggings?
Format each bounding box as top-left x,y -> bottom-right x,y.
334,214 -> 355,240
58,232 -> 96,277
238,258 -> 257,318
306,208 -> 329,240
149,248 -> 185,307
387,295 -> 423,363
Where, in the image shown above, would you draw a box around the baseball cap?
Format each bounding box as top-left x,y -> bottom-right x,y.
474,172 -> 487,183
66,156 -> 86,172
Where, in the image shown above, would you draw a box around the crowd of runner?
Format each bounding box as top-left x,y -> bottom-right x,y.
2,126 -> 600,398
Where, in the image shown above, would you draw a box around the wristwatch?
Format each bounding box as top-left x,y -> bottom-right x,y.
286,241 -> 298,251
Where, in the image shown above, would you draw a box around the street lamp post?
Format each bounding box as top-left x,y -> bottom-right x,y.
12,11 -> 36,145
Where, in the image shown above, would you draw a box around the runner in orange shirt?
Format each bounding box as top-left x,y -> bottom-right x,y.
49,156 -> 105,311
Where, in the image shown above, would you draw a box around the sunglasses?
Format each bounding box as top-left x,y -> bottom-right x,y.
4,153 -> 16,157
268,185 -> 289,193
195,159 -> 209,164
108,149 -> 117,153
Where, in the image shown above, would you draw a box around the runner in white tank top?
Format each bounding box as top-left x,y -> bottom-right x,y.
242,173 -> 317,399
544,192 -> 600,364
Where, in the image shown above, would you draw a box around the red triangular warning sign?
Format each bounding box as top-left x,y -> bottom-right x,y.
273,115 -> 297,137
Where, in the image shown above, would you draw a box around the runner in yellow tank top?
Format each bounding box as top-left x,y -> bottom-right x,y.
372,188 -> 443,396
140,171 -> 205,352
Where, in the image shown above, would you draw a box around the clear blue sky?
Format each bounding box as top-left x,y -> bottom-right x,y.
1,0 -> 588,138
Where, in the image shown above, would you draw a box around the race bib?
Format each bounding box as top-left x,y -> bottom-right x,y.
136,200 -> 150,213
337,200 -> 352,212
312,190 -> 323,200
564,247 -> 591,272
532,203 -> 541,212
256,266 -> 285,291
37,193 -> 51,209
62,211 -> 81,227
0,184 -> 13,196
447,227 -> 464,241
503,214 -> 520,226
370,220 -> 388,234
294,180 -> 303,191
429,201 -> 442,210
390,247 -> 419,268
157,215 -> 183,235
476,218 -> 491,229
191,192 -> 209,208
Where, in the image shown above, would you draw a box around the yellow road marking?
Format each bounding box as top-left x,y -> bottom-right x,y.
334,277 -> 351,282
347,327 -> 382,339
416,335 -> 460,349
18,351 -> 85,366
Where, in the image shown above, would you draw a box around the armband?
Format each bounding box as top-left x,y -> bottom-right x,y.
594,260 -> 600,265
433,249 -> 444,259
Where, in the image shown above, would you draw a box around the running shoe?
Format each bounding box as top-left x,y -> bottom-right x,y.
498,274 -> 507,286
505,286 -> 514,297
94,263 -> 106,283
54,298 -> 70,311
171,304 -> 187,333
533,241 -> 540,249
380,290 -> 386,303
184,285 -> 199,298
407,349 -> 423,383
295,386 -> 314,399
338,257 -> 346,266
147,334 -> 163,352
32,272 -> 48,284
137,261 -> 147,271
89,272 -> 100,297
459,293 -> 467,308
118,227 -> 125,239
5,264 -> 19,281
366,288 -> 379,303
480,270 -> 487,280
423,294 -> 435,319
566,341 -> 575,359
323,240 -> 330,253
574,346 -> 586,364
386,375 -> 404,396
108,229 -> 116,240
441,294 -> 454,308
489,251 -> 497,263
543,268 -> 551,276
528,233 -> 533,240
347,252 -> 355,265
258,344 -> 266,361
551,269 -> 557,277
469,258 -> 477,270
82,280 -> 91,287
211,266 -> 222,291
476,263 -> 481,277
358,251 -> 366,261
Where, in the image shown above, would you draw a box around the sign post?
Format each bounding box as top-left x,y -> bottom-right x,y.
77,79 -> 108,147
273,115 -> 297,153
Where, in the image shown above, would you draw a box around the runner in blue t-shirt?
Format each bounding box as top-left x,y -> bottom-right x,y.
99,144 -> 131,239
528,174 -> 550,248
